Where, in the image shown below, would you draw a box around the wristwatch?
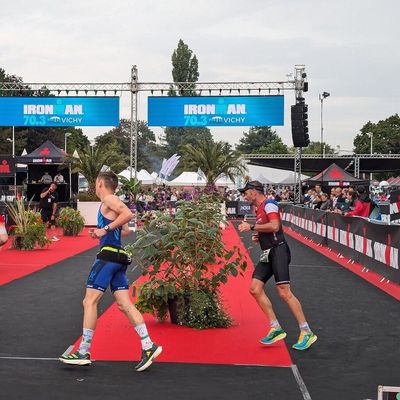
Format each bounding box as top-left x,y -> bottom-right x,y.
104,225 -> 111,232
250,224 -> 255,231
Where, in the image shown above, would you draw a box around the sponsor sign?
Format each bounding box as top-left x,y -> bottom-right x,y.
0,97 -> 119,126
148,95 -> 284,127
0,155 -> 15,177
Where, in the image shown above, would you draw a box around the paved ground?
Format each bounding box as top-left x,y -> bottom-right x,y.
0,224 -> 398,399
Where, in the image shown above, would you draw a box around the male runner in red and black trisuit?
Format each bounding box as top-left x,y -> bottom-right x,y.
238,181 -> 317,350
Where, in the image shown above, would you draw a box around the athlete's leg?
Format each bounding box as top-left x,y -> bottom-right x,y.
113,289 -> 163,371
59,288 -> 103,364
82,288 -> 104,330
276,284 -> 306,325
0,216 -> 8,246
113,289 -> 144,326
249,278 -> 278,321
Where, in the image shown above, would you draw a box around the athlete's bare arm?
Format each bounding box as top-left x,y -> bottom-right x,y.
93,195 -> 133,238
121,223 -> 132,237
238,219 -> 279,233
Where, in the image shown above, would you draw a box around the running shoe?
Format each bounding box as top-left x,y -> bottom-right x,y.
292,331 -> 318,350
51,236 -> 60,242
59,350 -> 91,365
134,344 -> 163,372
260,328 -> 287,345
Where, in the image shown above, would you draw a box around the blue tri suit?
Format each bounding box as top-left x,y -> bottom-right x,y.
86,206 -> 129,293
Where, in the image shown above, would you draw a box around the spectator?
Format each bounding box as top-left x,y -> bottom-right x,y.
332,187 -> 345,211
54,172 -> 65,184
319,193 -> 331,211
314,194 -> 323,209
40,171 -> 53,184
344,186 -> 371,217
39,182 -> 59,241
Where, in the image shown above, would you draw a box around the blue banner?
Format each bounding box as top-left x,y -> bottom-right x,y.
0,97 -> 119,126
148,95 -> 284,127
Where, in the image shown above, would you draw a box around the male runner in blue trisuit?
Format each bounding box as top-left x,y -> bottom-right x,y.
59,171 -> 162,370
238,181 -> 317,350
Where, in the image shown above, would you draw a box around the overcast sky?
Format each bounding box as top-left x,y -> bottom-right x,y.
1,0 -> 399,153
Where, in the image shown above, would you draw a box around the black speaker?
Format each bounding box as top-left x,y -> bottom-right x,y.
291,103 -> 310,147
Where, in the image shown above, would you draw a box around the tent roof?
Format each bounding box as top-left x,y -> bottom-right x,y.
118,168 -> 155,184
278,172 -> 310,185
305,163 -> 367,185
17,140 -> 67,164
166,171 -> 206,187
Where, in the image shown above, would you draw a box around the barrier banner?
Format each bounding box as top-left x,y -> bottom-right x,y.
280,204 -> 327,246
0,155 -> 15,177
390,189 -> 400,222
237,201 -> 253,217
280,204 -> 400,284
225,201 -> 238,218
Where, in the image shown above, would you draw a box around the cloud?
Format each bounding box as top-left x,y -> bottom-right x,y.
0,0 -> 399,152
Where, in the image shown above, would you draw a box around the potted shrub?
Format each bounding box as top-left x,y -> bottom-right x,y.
6,200 -> 50,251
127,194 -> 247,329
57,207 -> 85,236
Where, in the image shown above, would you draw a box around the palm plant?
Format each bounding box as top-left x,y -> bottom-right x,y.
181,138 -> 247,185
70,143 -> 121,198
118,175 -> 142,201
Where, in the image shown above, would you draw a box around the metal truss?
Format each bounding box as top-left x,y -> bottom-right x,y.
243,153 -> 400,159
0,64 -> 305,179
0,81 -> 295,94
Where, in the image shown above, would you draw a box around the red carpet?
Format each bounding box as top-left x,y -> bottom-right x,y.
0,228 -> 98,286
284,227 -> 400,301
71,223 -> 293,367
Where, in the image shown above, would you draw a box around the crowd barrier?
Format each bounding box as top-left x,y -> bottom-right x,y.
280,204 -> 400,284
390,189 -> 400,223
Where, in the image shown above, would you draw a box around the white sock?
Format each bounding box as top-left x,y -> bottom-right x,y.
270,320 -> 281,329
134,323 -> 154,350
299,322 -> 312,333
78,328 -> 94,355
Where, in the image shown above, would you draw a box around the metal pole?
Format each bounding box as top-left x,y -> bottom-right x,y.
13,126 -> 16,198
130,65 -> 139,181
320,95 -> 323,157
130,79 -> 133,181
370,132 -> 373,181
134,90 -> 138,180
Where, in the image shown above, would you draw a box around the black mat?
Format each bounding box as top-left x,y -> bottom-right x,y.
0,360 -> 301,400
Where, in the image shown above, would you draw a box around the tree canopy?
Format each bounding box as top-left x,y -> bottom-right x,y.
160,40 -> 212,158
353,114 -> 400,155
236,126 -> 285,154
95,119 -> 161,173
181,138 -> 246,185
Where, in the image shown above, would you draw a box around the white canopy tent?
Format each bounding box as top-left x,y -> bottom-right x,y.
166,171 -> 206,187
166,171 -> 235,188
118,168 -> 155,185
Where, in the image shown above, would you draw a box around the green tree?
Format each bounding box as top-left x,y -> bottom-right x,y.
160,40 -> 212,158
96,119 -> 162,173
170,39 -> 199,96
236,126 -> 283,154
181,138 -> 246,185
353,115 -> 400,154
258,137 -> 289,154
70,142 -> 122,195
299,141 -> 337,155
0,67 -> 89,155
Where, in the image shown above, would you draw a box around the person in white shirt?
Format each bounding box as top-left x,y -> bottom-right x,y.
54,172 -> 65,184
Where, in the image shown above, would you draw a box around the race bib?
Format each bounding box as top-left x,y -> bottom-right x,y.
260,249 -> 271,263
